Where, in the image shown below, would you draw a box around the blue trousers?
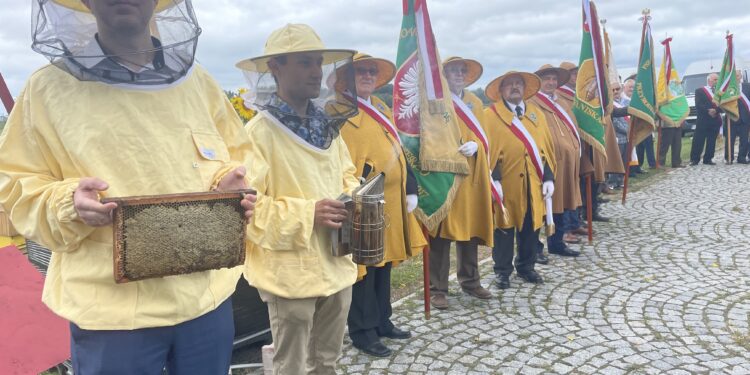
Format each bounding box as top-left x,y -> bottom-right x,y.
563,209 -> 581,231
70,298 -> 234,375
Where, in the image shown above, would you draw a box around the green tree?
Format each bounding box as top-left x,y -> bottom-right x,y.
472,88 -> 490,107
373,84 -> 393,108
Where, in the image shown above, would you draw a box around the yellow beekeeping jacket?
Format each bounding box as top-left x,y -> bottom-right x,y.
484,101 -> 556,230
244,111 -> 359,299
340,96 -> 427,279
0,64 -> 250,329
431,91 -> 494,246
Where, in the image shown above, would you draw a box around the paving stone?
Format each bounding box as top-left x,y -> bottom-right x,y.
335,162 -> 750,373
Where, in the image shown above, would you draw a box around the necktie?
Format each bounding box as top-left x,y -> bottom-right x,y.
515,106 -> 523,117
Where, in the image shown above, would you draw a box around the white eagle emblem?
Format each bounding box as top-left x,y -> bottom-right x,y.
397,63 -> 420,120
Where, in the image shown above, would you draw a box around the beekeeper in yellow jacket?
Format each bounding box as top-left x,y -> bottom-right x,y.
236,24 -> 360,374
484,71 -> 556,291
339,52 -> 427,357
427,56 -> 496,310
0,1 -> 255,373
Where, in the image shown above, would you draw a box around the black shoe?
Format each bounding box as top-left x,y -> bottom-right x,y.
637,169 -> 648,174
704,161 -> 716,165
597,197 -> 611,203
592,213 -> 610,222
689,161 -> 699,166
549,246 -> 581,257
536,251 -> 549,264
352,340 -> 392,357
517,270 -> 544,284
494,275 -> 510,289
738,160 -> 749,164
629,173 -> 638,178
379,327 -> 411,340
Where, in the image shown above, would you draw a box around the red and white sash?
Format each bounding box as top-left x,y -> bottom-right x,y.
535,93 -> 581,153
491,105 -> 544,180
740,92 -> 750,114
702,86 -> 719,109
357,97 -> 402,144
558,85 -> 574,97
452,94 -> 503,205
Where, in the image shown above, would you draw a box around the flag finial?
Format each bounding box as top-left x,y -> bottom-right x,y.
639,8 -> 651,22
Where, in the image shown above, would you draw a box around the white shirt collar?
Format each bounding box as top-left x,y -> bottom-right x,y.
505,100 -> 526,116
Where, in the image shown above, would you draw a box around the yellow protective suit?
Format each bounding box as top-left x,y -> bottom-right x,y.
244,111 -> 359,299
0,64 -> 249,329
340,96 -> 427,279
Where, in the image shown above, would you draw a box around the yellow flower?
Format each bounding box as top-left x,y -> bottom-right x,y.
229,91 -> 256,122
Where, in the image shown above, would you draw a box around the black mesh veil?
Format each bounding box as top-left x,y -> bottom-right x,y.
31,0 -> 200,86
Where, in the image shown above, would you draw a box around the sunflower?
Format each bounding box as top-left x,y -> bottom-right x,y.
229,88 -> 256,122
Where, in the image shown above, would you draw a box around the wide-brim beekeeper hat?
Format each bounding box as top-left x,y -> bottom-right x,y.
535,64 -> 571,88
351,52 -> 396,89
485,71 -> 541,102
236,24 -> 355,73
442,56 -> 483,87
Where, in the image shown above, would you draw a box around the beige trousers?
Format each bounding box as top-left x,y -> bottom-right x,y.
258,287 -> 352,375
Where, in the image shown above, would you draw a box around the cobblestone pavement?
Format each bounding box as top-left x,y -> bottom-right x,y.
338,163 -> 750,374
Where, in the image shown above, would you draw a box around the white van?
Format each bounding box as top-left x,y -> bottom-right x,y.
682,58 -> 749,134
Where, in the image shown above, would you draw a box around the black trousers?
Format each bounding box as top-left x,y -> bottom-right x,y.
724,121 -> 750,162
492,208 -> 539,277
690,123 -> 720,164
658,127 -> 683,167
348,263 -> 394,346
636,134 -> 656,168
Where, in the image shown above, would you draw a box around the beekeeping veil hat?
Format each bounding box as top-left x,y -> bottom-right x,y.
235,23 -> 358,149
31,0 -> 200,87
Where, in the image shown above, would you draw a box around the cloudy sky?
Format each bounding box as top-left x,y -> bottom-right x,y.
1,0 -> 749,115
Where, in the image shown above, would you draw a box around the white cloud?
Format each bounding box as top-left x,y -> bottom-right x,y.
1,0 -> 749,115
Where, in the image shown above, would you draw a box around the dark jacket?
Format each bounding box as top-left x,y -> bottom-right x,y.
695,87 -> 722,127
739,84 -> 750,126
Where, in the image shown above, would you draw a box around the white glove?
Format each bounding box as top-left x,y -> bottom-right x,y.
406,194 -> 418,213
492,180 -> 504,201
458,141 -> 478,157
542,181 -> 555,200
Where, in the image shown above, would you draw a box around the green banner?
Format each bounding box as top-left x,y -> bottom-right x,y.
628,23 -> 656,145
572,0 -> 607,156
656,39 -> 689,127
714,34 -> 740,121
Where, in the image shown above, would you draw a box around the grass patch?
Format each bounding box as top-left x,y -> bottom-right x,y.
731,330 -> 750,351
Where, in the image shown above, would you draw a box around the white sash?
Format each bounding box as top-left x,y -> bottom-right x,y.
452,94 -> 503,205
535,93 -> 581,154
357,97 -> 402,144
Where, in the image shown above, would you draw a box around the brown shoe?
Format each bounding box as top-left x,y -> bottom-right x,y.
462,285 -> 493,300
430,294 -> 449,310
563,232 -> 581,243
571,227 -> 588,236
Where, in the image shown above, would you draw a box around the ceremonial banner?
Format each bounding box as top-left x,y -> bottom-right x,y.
603,25 -> 618,116
573,0 -> 608,157
656,37 -> 690,126
714,33 -> 740,121
628,17 -> 657,145
393,0 -> 467,231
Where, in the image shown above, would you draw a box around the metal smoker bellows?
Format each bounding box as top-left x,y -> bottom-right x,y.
332,173 -> 386,266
